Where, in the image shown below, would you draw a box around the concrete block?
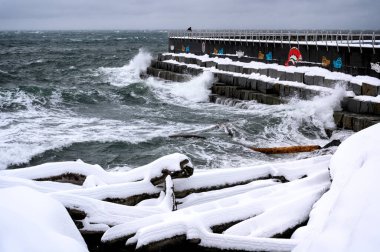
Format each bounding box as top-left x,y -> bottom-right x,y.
268,69 -> 278,79
362,83 -> 380,97
313,75 -> 325,86
258,68 -> 268,76
248,78 -> 257,90
285,72 -> 295,82
257,81 -> 274,94
374,102 -> 380,115
237,76 -> 248,88
227,64 -> 237,73
205,61 -> 217,68
179,65 -> 187,74
219,73 -> 234,85
163,55 -> 172,61
342,114 -> 353,130
294,72 -> 304,83
346,98 -> 361,113
235,65 -> 243,73
217,64 -> 229,71
196,59 -> 203,66
240,90 -> 250,100
232,76 -> 240,86
359,101 -> 374,114
284,85 -> 290,96
341,97 -> 350,110
333,111 -> 344,128
324,79 -> 337,88
242,67 -> 251,74
273,83 -> 281,95
304,75 -> 314,85
279,84 -> 285,96
150,60 -> 158,68
257,80 -> 267,94
277,71 -> 287,81
157,53 -> 163,61
350,83 -> 362,96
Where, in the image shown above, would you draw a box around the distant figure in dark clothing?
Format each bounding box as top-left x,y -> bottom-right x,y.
187,27 -> 192,32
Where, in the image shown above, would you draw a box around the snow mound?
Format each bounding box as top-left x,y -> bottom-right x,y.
293,123 -> 380,251
0,186 -> 88,252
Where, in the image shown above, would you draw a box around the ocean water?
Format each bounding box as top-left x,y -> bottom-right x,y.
0,31 -> 349,171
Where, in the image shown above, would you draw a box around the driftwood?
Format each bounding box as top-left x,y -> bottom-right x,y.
251,145 -> 321,154
1,153 -> 333,252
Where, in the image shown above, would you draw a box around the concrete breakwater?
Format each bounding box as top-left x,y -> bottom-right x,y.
146,52 -> 380,132
168,31 -> 380,78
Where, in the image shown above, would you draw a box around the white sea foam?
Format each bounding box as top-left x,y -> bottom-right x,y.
99,48 -> 152,87
146,71 -> 214,103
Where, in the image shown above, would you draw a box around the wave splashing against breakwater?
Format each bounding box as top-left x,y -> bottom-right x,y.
99,48 -> 152,87
0,31 -> 351,171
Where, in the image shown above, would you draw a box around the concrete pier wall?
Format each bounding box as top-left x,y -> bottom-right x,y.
168,38 -> 380,78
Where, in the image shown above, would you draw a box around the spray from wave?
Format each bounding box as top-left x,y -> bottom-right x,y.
146,71 -> 214,104
99,48 -> 152,87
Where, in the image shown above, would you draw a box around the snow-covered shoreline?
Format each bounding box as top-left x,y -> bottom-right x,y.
1,124 -> 380,251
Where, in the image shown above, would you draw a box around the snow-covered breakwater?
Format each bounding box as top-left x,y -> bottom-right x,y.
1,123 -> 380,251
146,52 -> 380,132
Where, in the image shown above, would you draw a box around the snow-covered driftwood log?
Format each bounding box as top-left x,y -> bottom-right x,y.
0,151 -> 332,251
2,124 -> 379,252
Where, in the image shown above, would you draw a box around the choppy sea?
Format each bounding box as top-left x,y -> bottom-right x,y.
0,31 -> 350,171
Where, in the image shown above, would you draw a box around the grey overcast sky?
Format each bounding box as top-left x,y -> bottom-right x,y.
0,0 -> 379,30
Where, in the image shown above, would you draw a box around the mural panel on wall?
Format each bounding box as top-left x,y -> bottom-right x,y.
266,52 -> 273,61
201,42 -> 206,53
236,50 -> 244,58
258,51 -> 265,60
371,62 -> 380,73
214,48 -> 224,55
333,57 -> 343,69
181,45 -> 190,53
285,47 -> 303,66
322,56 -> 331,67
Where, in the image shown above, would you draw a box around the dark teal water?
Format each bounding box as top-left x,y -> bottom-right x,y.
0,31 -> 341,171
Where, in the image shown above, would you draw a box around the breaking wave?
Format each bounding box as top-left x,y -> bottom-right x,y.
146,71 -> 214,104
98,48 -> 152,87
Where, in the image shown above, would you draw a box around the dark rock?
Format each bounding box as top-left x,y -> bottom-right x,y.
323,139 -> 341,148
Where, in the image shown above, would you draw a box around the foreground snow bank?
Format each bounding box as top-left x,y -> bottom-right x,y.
293,123 -> 380,251
0,186 -> 88,252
